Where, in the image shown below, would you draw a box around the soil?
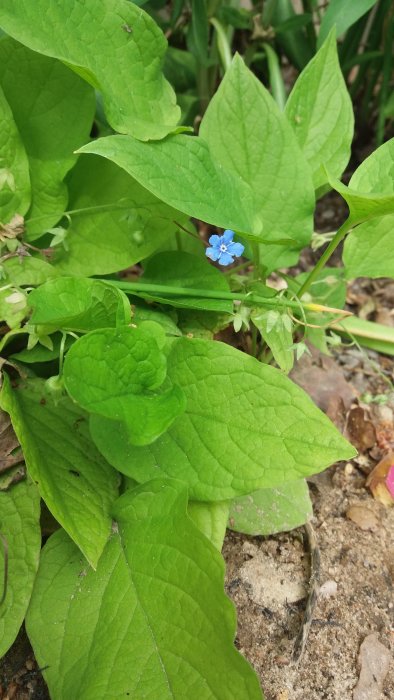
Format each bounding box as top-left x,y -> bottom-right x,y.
224,433 -> 394,700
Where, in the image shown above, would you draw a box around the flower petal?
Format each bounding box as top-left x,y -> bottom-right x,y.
206,246 -> 221,262
218,251 -> 234,266
208,234 -> 221,247
222,229 -> 235,244
227,242 -> 244,257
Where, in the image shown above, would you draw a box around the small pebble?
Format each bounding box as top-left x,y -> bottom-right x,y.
346,504 -> 379,531
275,655 -> 290,666
242,541 -> 258,557
319,580 -> 338,598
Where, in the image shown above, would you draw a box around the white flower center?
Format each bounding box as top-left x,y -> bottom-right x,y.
220,244 -> 227,252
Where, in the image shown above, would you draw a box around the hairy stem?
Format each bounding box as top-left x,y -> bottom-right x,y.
297,218 -> 353,298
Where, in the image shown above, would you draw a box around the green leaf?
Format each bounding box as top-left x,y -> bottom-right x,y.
187,500 -> 230,550
177,309 -> 232,339
350,138 -> 394,194
0,377 -> 119,567
268,0 -> 313,71
26,481 -> 263,699
228,479 -> 312,536
1,256 -> 58,286
53,155 -> 187,277
91,337 -> 356,501
318,0 -> 378,48
187,0 -> 209,64
163,47 -> 197,93
132,303 -> 182,337
0,83 -> 30,222
0,287 -> 28,329
199,53 -> 314,271
64,325 -> 186,445
140,251 -> 233,313
29,277 -> 131,332
0,477 -> 40,657
77,134 -> 261,235
288,267 -> 346,354
343,213 -> 394,279
327,139 -> 394,224
0,38 -> 95,239
293,267 -> 346,308
331,315 -> 394,356
11,333 -> 74,364
251,310 -> 294,373
0,0 -> 180,140
285,29 -> 354,190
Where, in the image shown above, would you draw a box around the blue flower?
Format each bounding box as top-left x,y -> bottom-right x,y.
206,229 -> 245,266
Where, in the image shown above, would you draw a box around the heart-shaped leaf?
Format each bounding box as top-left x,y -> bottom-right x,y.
285,29 -> 354,190
90,337 -> 356,501
0,0 -> 180,140
26,480 -> 263,699
228,480 -> 312,536
53,156 -> 188,277
29,277 -> 131,332
77,133 -> 261,235
0,83 -> 30,222
1,377 -> 119,568
63,324 -> 186,445
199,54 -> 314,271
0,474 -> 40,657
0,38 -> 95,238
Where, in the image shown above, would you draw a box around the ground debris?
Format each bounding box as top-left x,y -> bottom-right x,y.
353,633 -> 392,700
346,503 -> 380,531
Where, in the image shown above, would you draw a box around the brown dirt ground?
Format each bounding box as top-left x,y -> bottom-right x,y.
224,449 -> 394,700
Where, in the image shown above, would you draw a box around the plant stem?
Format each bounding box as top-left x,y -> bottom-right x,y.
28,202 -> 131,224
262,43 -> 287,110
297,218 -> 353,298
174,220 -> 207,246
223,261 -> 251,275
210,18 -> 232,72
251,243 -> 261,356
175,230 -> 183,251
251,325 -> 258,357
251,242 -> 261,279
107,279 -> 349,316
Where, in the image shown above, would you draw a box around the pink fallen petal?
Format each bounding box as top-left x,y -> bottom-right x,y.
385,465 -> 394,498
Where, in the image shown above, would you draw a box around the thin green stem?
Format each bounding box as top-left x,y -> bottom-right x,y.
251,325 -> 258,357
197,65 -> 211,114
106,279 -> 347,316
175,230 -> 183,251
223,261 -> 252,276
28,201 -> 131,224
251,242 -> 261,356
297,218 -> 353,299
376,13 -> 394,145
174,220 -> 207,246
108,279 -> 279,306
251,242 -> 261,279
262,43 -> 287,110
58,332 -> 67,376
210,17 -> 232,72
